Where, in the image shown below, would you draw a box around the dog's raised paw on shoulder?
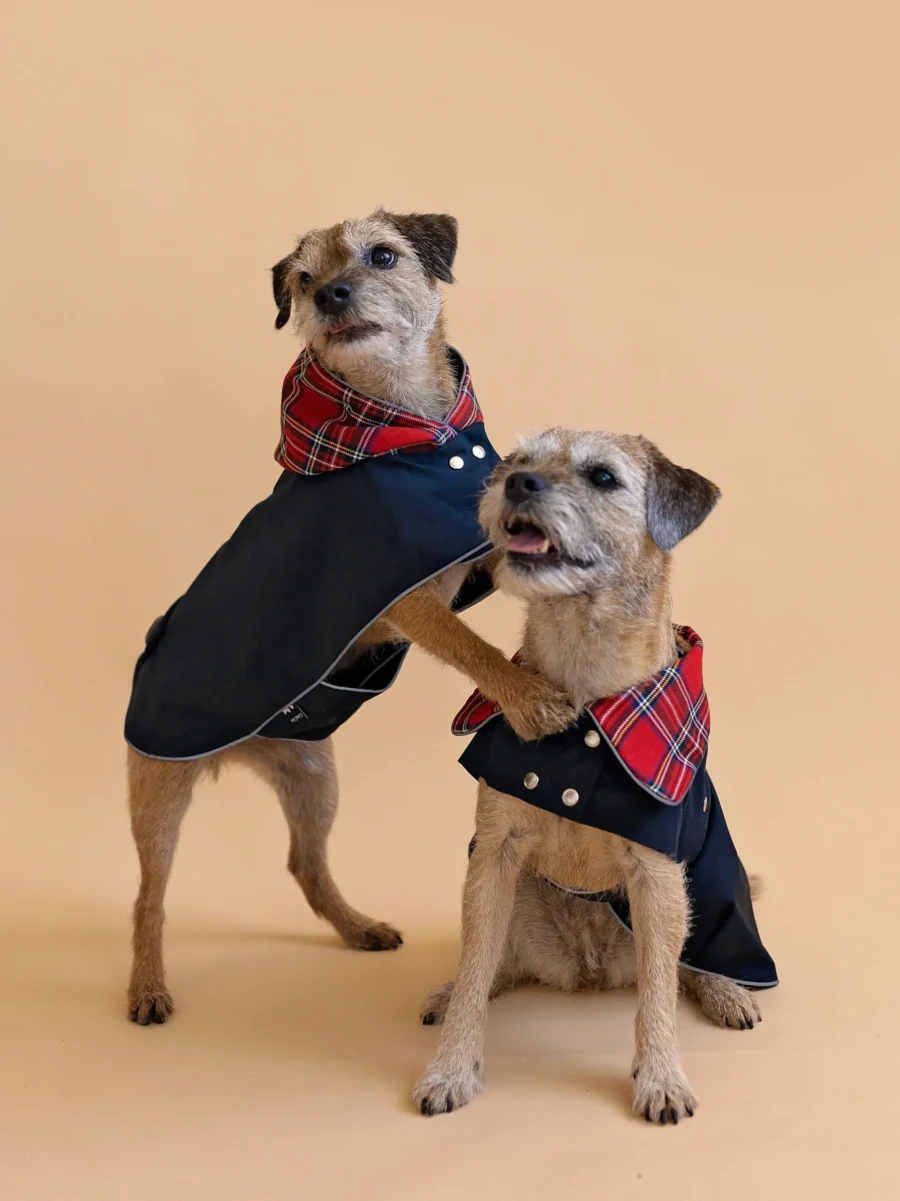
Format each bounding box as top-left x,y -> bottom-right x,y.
502,672 -> 576,741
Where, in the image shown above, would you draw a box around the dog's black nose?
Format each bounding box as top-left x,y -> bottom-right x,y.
505,472 -> 549,505
314,280 -> 353,315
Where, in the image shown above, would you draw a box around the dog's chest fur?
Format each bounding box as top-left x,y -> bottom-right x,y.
477,783 -> 627,893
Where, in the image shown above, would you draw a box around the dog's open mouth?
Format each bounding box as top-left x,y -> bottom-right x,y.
326,321 -> 382,343
504,519 -> 562,566
503,518 -> 595,571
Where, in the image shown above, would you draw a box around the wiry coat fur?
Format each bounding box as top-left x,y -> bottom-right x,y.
414,428 -> 764,1125
126,213 -> 575,1026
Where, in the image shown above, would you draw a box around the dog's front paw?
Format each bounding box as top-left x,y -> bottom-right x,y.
414,1059 -> 483,1115
502,673 -> 576,741
632,1062 -> 697,1125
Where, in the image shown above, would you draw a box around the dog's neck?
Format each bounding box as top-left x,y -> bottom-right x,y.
521,554 -> 677,710
316,319 -> 457,422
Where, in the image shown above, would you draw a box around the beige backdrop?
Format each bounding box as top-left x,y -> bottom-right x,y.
2,2 -> 898,1198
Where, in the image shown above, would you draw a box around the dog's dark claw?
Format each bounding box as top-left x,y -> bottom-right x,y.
420,1100 -> 429,1115
685,1105 -> 694,1117
446,1100 -> 454,1113
422,1014 -> 435,1025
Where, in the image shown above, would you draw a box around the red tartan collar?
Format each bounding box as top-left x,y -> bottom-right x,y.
275,346 -> 483,475
452,626 -> 710,806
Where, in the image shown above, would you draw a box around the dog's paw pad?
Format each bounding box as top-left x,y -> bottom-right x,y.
633,1067 -> 697,1126
697,980 -> 761,1030
128,990 -> 174,1026
345,921 -> 403,951
413,1063 -> 482,1116
419,981 -> 454,1026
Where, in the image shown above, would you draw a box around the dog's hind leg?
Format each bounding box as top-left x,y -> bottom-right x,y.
680,969 -> 761,1030
419,964 -> 521,1026
239,737 -> 403,951
127,749 -> 201,1025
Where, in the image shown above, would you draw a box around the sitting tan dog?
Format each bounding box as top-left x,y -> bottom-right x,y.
414,428 -> 777,1124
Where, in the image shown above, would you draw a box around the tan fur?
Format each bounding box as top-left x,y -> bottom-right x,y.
126,214 -> 574,1026
415,428 -> 762,1124
281,212 -> 457,419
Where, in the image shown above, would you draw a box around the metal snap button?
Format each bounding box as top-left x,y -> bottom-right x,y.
562,788 -> 579,807
472,445 -> 486,459
524,772 -> 539,790
449,455 -> 464,470
584,730 -> 600,748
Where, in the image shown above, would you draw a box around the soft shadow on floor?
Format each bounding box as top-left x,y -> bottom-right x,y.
0,908 -> 645,1118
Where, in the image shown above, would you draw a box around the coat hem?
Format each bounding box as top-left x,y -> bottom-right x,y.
548,878 -> 778,989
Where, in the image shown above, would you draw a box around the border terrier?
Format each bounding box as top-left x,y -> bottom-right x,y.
414,428 -> 777,1124
124,212 -> 574,1026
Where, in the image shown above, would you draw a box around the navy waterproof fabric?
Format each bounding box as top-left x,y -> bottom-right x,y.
126,423 -> 499,759
460,715 -> 777,987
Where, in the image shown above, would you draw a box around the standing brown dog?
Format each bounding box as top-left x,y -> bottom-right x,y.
414,428 -> 775,1123
125,212 -> 574,1026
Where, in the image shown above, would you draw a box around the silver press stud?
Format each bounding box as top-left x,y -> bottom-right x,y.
472,445 -> 486,459
524,772 -> 539,790
449,455 -> 465,470
562,788 -> 579,807
584,730 -> 601,748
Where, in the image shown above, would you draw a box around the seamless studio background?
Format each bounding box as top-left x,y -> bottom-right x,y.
2,3 -> 898,1199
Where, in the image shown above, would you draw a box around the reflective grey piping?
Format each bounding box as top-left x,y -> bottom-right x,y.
126,540 -> 495,762
320,644 -> 409,693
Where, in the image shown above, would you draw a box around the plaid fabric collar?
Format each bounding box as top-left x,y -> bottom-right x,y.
275,346 -> 483,475
451,626 -> 710,805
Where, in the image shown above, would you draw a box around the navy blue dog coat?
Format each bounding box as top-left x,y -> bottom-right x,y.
452,628 -> 778,989
125,347 -> 499,760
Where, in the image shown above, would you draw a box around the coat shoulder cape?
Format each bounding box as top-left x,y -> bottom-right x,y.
125,422 -> 500,760
458,712 -> 778,989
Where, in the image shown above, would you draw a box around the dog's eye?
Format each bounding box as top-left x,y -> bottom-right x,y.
588,466 -> 618,490
298,271 -> 312,288
370,246 -> 397,269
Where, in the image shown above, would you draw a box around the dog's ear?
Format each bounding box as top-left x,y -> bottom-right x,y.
271,256 -> 293,330
383,212 -> 458,283
643,440 -> 721,552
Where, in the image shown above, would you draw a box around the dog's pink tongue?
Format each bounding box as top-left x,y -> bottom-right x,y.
507,528 -> 548,554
